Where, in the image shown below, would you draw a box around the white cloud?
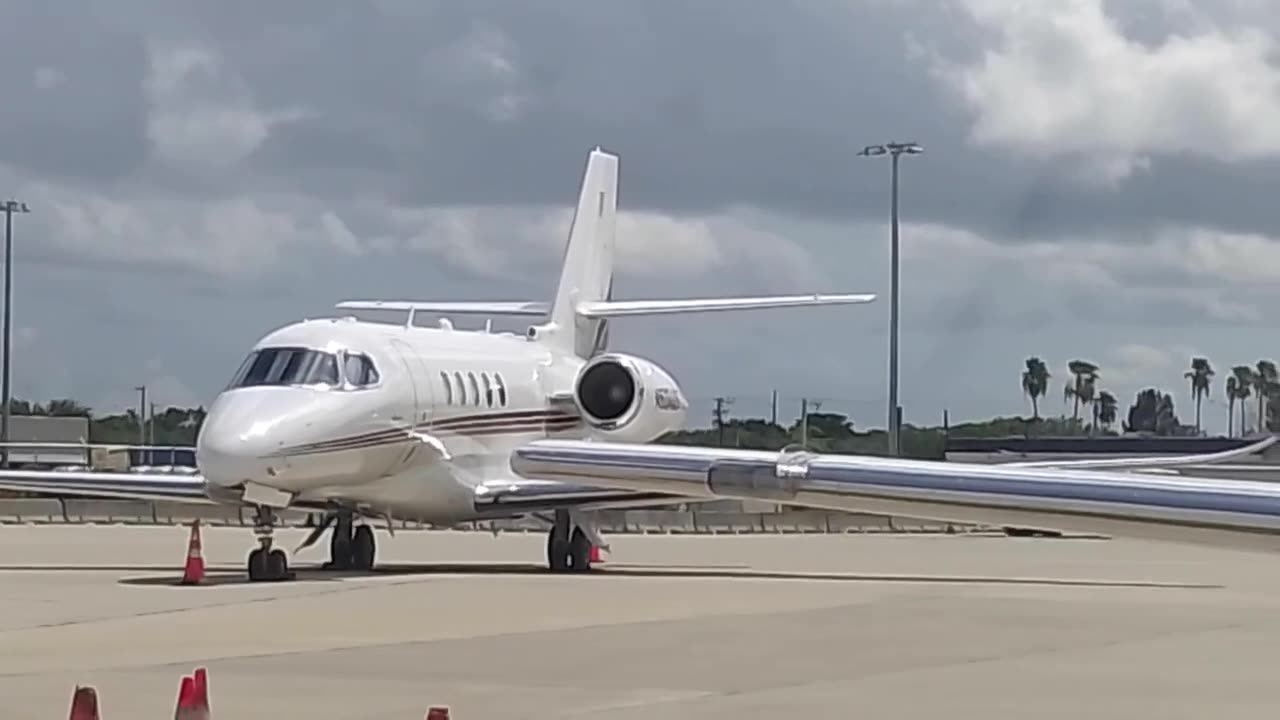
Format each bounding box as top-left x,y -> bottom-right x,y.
901,218 -> 1280,295
934,0 -> 1280,182
19,181 -> 341,277
143,44 -> 308,173
378,203 -> 819,284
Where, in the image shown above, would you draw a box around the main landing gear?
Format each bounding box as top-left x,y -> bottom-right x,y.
546,508 -> 599,572
325,511 -> 376,571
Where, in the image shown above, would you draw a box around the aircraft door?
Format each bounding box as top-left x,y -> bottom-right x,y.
388,339 -> 432,428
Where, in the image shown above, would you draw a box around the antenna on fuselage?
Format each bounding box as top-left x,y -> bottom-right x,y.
406,307 -> 417,328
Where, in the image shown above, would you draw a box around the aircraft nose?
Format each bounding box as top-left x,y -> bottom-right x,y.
196,395 -> 289,488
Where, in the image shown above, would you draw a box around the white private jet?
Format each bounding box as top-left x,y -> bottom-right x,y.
0,146 -> 886,581
3,146 -> 1276,581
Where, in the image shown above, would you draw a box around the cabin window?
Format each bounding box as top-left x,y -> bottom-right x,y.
466,372 -> 481,406
481,373 -> 494,407
342,353 -> 380,388
229,347 -> 340,389
439,371 -> 453,405
453,372 -> 467,404
495,373 -> 508,406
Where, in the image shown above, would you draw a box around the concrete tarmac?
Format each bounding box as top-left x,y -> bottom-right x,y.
2,525 -> 1279,718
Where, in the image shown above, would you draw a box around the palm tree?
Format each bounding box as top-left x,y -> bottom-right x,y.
1229,365 -> 1254,436
1256,361 -> 1277,432
1021,357 -> 1050,420
1227,376 -> 1240,436
1185,357 -> 1214,434
1095,390 -> 1118,431
1063,360 -> 1099,425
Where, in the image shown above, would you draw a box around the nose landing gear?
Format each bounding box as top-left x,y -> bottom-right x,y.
247,506 -> 292,582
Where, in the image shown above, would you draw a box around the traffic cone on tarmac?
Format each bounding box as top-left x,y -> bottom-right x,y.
180,519 -> 205,585
173,667 -> 212,720
67,685 -> 101,720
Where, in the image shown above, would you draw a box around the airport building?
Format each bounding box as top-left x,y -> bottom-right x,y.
2,415 -> 92,468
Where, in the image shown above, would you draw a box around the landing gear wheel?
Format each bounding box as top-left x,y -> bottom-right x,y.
547,532 -> 571,572
351,525 -> 376,571
568,527 -> 593,572
268,549 -> 289,579
327,515 -> 354,570
247,547 -> 290,582
547,527 -> 593,572
248,548 -> 269,581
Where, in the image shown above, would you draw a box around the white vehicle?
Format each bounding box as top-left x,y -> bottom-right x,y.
0,147 -> 879,581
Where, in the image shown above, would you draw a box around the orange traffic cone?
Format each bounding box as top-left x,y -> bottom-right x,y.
173,668 -> 212,719
180,520 -> 205,585
67,685 -> 101,720
425,707 -> 450,720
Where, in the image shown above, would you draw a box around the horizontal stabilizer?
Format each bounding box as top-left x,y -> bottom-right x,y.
335,300 -> 549,316
575,293 -> 876,318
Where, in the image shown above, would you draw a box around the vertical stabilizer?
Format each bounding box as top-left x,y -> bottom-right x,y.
544,147 -> 618,358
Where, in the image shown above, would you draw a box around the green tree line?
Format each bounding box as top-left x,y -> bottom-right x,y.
8,352 -> 1274,463
1020,356 -> 1280,438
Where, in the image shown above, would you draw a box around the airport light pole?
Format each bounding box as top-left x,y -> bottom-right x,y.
858,142 -> 922,457
135,385 -> 147,463
0,200 -> 30,469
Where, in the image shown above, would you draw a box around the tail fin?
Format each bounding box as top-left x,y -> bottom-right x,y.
544,146 -> 619,358
337,145 -> 875,345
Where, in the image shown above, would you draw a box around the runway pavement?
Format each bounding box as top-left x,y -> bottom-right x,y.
2,525 -> 1279,718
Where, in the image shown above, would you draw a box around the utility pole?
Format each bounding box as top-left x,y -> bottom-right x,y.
800,398 -> 823,447
713,396 -> 734,446
135,385 -> 147,464
859,141 -> 923,456
0,200 -> 29,469
770,390 -> 778,425
800,398 -> 808,446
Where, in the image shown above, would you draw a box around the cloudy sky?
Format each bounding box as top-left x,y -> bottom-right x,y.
4,0 -> 1280,434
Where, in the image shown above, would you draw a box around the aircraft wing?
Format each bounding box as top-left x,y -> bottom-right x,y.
0,468 -> 215,503
510,439 -> 1280,553
471,477 -> 687,516
994,435 -> 1278,471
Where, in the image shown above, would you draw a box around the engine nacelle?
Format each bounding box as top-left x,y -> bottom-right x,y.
573,352 -> 689,442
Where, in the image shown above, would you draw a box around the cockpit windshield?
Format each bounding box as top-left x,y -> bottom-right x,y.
229,347 -> 341,389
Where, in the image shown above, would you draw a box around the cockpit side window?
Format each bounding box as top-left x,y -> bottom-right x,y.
342,352 -> 380,388
229,347 -> 340,389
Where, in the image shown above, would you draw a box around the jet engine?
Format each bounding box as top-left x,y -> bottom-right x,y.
572,352 -> 689,442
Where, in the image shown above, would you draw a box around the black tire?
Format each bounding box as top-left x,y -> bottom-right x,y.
547,530 -> 571,572
248,548 -> 269,582
352,525 -> 376,570
329,520 -> 354,570
268,549 -> 289,581
568,527 -> 593,572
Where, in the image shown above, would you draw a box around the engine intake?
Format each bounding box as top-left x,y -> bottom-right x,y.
572,353 -> 687,441
576,359 -> 636,423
